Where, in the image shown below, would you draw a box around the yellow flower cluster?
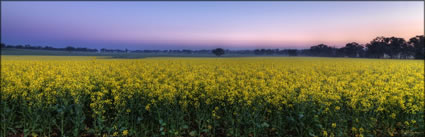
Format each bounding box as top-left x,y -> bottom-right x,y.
1,56 -> 423,136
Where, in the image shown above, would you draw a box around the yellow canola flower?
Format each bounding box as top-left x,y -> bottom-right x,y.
332,123 -> 337,128
390,113 -> 396,119
1,56 -> 423,136
122,130 -> 129,136
335,106 -> 340,111
323,130 -> 328,137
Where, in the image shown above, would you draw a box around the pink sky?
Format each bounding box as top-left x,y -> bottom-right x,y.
2,2 -> 424,49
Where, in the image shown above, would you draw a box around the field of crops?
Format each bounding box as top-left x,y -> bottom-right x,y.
1,56 -> 424,137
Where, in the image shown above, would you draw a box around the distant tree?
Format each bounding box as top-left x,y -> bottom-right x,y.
15,45 -> 24,49
341,42 -> 364,57
266,49 -> 275,55
408,35 -> 424,59
400,41 -> 415,59
365,36 -> 411,59
43,46 -> 53,50
386,37 -> 408,58
24,44 -> 32,49
287,49 -> 298,56
212,48 -> 225,56
254,49 -> 263,55
1,43 -> 5,48
6,45 -> 15,48
310,44 -> 333,57
182,49 -> 193,54
366,37 -> 387,58
65,46 -> 75,52
299,49 -> 311,56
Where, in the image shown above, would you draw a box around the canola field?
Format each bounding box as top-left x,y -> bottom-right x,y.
1,56 -> 424,137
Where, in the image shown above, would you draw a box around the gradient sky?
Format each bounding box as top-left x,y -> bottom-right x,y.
1,2 -> 424,50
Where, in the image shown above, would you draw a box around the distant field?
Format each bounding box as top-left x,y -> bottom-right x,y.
1,56 -> 423,137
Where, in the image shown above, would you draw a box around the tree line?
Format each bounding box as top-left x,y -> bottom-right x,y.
306,35 -> 424,59
1,44 -> 98,52
1,35 -> 423,59
212,35 -> 424,59
0,44 -> 214,54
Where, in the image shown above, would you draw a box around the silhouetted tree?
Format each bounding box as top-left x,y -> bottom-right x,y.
212,48 -> 225,56
341,42 -> 364,57
1,35 -> 422,59
385,37 -> 408,58
408,35 -> 424,59
24,44 -> 32,49
287,49 -> 298,56
6,45 -> 14,48
182,49 -> 193,54
400,41 -> 415,59
366,37 -> 387,58
366,36 -> 412,58
15,45 -> 24,49
299,49 -> 311,56
254,49 -> 263,55
1,43 -> 95,52
43,46 -> 54,50
310,44 -> 333,57
65,46 -> 75,52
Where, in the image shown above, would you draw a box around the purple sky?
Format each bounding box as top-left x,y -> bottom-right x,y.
1,2 -> 424,50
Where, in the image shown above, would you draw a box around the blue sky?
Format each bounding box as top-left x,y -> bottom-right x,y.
1,2 -> 423,49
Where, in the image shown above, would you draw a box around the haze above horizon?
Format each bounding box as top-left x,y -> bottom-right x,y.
1,2 -> 423,50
